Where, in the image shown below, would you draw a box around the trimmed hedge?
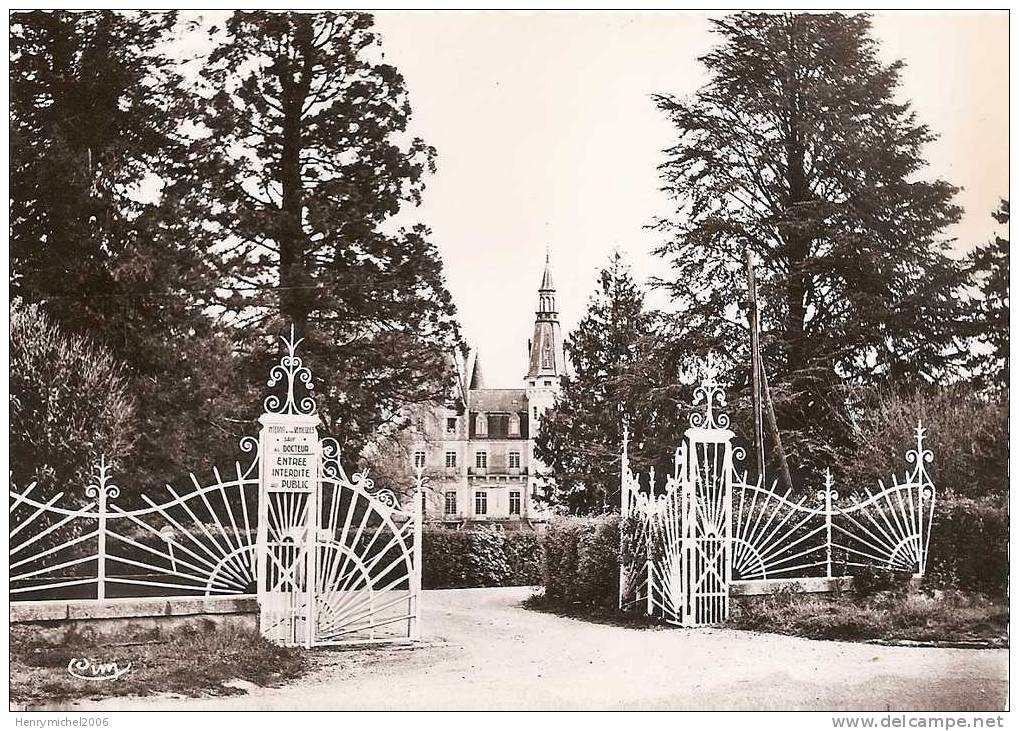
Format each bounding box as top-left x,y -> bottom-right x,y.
925,495 -> 1008,596
541,515 -> 620,609
422,526 -> 543,589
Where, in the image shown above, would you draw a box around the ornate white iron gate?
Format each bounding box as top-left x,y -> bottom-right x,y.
10,325 -> 423,649
624,362 -> 736,626
256,327 -> 423,647
682,425 -> 734,625
621,357 -> 936,627
313,457 -> 421,645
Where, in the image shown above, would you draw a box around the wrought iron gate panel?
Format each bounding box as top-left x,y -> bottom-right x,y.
257,488 -> 316,646
647,468 -> 685,624
312,468 -> 421,645
10,449 -> 260,602
682,431 -> 733,626
730,478 -> 829,581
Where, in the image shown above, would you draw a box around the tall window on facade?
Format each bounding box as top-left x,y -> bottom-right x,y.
413,451 -> 426,469
444,491 -> 457,515
475,490 -> 488,515
446,417 -> 457,433
445,451 -> 457,468
509,451 -> 520,469
532,406 -> 538,419
509,491 -> 521,516
475,451 -> 487,469
475,413 -> 487,436
508,413 -> 520,436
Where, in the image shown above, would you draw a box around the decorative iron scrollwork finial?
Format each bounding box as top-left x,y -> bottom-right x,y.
816,468 -> 838,504
264,324 -> 316,416
85,455 -> 120,504
907,420 -> 935,501
689,353 -> 730,429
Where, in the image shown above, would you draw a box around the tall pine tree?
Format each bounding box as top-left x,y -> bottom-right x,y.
191,12 -> 463,462
535,253 -> 684,514
966,200 -> 1009,392
10,11 -> 244,490
652,12 -> 968,479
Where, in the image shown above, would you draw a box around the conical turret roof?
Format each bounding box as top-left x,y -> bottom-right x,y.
469,350 -> 485,389
540,251 -> 554,290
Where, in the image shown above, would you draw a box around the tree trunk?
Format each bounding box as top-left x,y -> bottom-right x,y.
277,19 -> 315,336
782,14 -> 811,392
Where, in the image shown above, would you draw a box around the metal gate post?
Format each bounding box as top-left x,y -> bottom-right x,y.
410,467 -> 425,640
255,326 -> 321,647
722,437 -> 734,621
681,437 -> 695,626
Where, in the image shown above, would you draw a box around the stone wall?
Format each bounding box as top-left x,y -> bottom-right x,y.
10,595 -> 258,644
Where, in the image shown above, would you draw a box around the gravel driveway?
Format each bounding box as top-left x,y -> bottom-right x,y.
73,586 -> 1007,711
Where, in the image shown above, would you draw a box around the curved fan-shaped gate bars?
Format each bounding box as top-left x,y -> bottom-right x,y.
10,324 -> 423,648
10,446 -> 260,601
620,358 -> 937,627
314,451 -> 422,644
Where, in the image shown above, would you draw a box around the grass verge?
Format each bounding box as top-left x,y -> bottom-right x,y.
524,586 -> 1008,647
10,623 -> 309,707
727,587 -> 1008,646
522,591 -> 667,629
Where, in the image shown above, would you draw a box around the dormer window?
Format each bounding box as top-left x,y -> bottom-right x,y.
508,413 -> 520,436
475,413 -> 488,436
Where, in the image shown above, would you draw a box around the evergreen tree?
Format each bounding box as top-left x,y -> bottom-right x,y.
10,11 -> 244,489
966,200 -> 1009,392
10,302 -> 137,503
192,11 -> 463,462
652,12 -> 967,479
535,253 -> 683,514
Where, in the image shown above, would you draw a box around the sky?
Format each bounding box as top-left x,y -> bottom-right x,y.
370,11 -> 1009,387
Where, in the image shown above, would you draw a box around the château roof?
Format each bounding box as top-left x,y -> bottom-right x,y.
469,389 -> 527,413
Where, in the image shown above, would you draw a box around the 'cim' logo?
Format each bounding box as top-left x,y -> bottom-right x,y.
67,658 -> 132,681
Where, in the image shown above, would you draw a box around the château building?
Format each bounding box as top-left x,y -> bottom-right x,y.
411,254 -> 565,526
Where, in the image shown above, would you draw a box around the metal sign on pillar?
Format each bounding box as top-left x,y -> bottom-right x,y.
256,325 -> 321,648
254,324 -> 424,648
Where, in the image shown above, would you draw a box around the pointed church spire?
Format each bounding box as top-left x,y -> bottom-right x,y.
526,252 -> 565,380
540,248 -> 555,291
536,248 -> 557,317
469,349 -> 485,389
